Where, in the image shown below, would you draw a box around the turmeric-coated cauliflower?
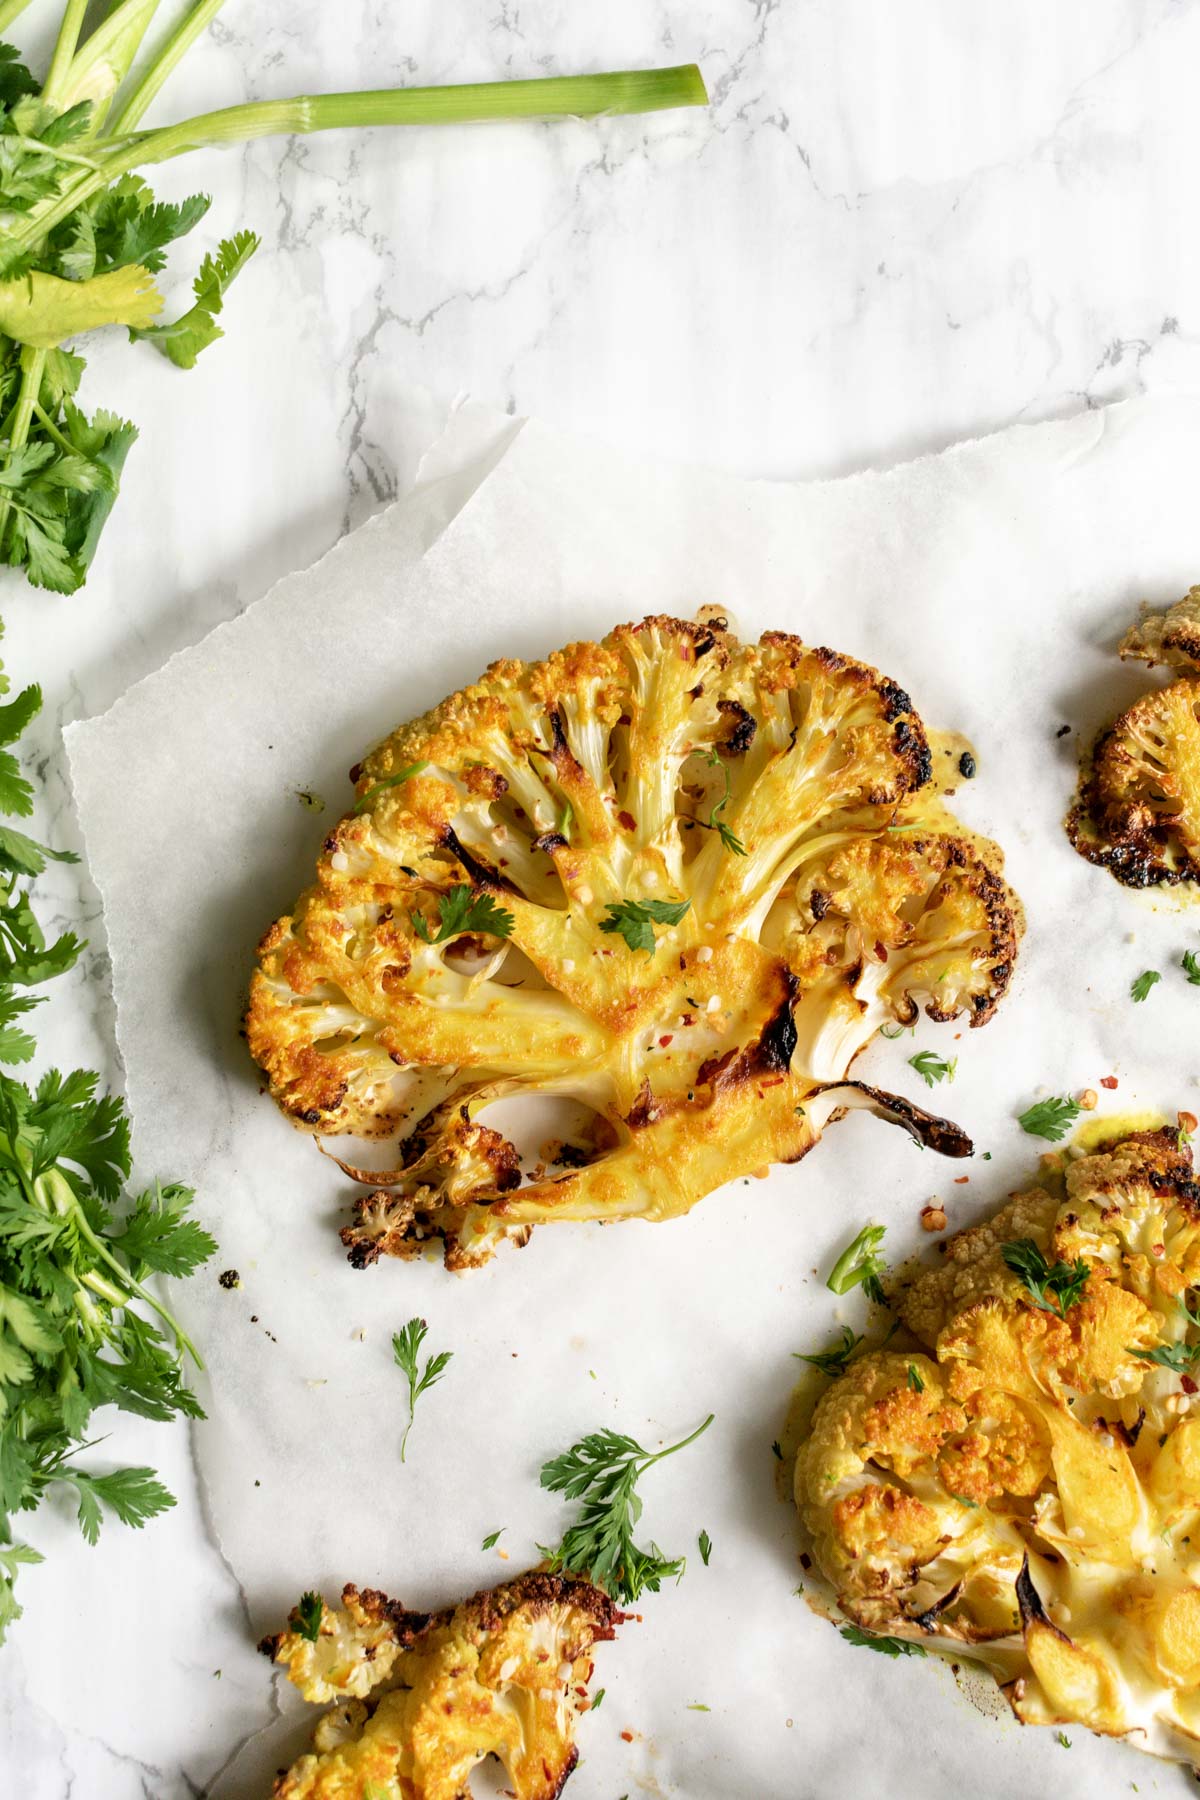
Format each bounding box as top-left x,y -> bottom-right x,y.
795,1126 -> 1200,1769
1069,585 -> 1200,887
247,614 -> 1021,1268
260,1572 -> 623,1800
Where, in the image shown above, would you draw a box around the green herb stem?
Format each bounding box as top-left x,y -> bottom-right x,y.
0,0 -> 34,37
42,0 -> 91,105
108,0 -> 230,135
0,345 -> 45,554
6,66 -> 707,254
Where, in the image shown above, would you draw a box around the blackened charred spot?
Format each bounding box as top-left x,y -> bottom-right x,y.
913,1580 -> 964,1632
548,707 -> 569,754
531,831 -> 568,855
958,751 -> 977,780
755,977 -> 799,1074
442,826 -> 521,897
893,717 -> 932,788
1015,1557 -> 1069,1642
348,762 -> 363,783
810,888 -> 830,921
879,678 -> 915,722
716,698 -> 757,755
693,630 -> 716,658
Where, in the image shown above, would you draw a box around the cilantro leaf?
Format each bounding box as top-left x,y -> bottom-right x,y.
1183,950 -> 1200,987
698,1529 -> 712,1565
411,884 -> 514,945
599,897 -> 691,955
1001,1238 -> 1090,1318
62,1466 -> 176,1546
481,1527 -> 504,1550
131,230 -> 259,368
110,1183 -> 217,1277
908,1050 -> 956,1088
907,1363 -> 925,1393
1131,969 -> 1161,1003
1017,1095 -> 1081,1142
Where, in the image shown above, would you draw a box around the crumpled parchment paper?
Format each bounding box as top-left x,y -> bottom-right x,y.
67,392 -> 1200,1798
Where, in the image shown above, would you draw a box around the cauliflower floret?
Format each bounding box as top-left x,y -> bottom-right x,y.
262,1573 -> 623,1800
1068,672 -> 1200,887
899,1187 -> 1060,1347
1120,587 -> 1200,672
795,1127 -> 1200,1772
248,614 -> 1021,1268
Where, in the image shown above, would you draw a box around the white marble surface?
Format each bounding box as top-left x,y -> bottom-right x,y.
6,0 -> 1200,1794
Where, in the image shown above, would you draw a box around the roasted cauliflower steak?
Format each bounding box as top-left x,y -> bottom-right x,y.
795,1126 -> 1200,1769
247,614 -> 1021,1269
1069,585 -> 1200,887
261,1572 -> 623,1800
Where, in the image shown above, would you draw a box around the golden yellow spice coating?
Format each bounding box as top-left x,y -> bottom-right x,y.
247,614 -> 1021,1268
261,1573 -> 623,1800
1069,585 -> 1200,887
795,1127 -> 1200,1769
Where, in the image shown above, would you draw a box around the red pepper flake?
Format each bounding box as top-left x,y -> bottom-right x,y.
953,1176 -> 969,1184
620,1731 -> 634,1743
1100,1076 -> 1119,1090
1184,1375 -> 1198,1395
659,1034 -> 674,1048
617,810 -> 637,832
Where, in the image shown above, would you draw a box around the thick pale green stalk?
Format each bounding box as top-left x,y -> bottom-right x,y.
108,0 -> 230,135
4,64 -> 707,255
55,0 -> 163,126
41,0 -> 90,104
0,0 -> 33,35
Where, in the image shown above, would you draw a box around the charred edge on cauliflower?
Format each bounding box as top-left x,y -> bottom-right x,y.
1067,674 -> 1200,888
247,613 -> 1020,1267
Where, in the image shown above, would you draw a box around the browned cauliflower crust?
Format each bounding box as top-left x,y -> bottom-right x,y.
247,614 -> 1021,1269
260,1573 -> 623,1800
795,1127 -> 1200,1769
1068,586 -> 1200,888
1120,587 -> 1200,672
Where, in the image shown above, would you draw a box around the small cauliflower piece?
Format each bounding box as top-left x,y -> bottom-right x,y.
1068,594 -> 1200,886
247,614 -> 1021,1269
795,1126 -> 1200,1773
1120,587 -> 1200,672
262,1573 -> 623,1800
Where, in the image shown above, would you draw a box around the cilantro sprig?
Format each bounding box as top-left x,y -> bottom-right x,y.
0,23 -> 704,592
599,897 -> 691,955
293,1592 -> 323,1642
1182,950 -> 1200,987
412,885 -> 514,946
908,1050 -> 956,1088
1017,1095 -> 1081,1142
392,1317 -> 452,1463
539,1413 -> 713,1603
1001,1239 -> 1090,1318
1131,969 -> 1161,1003
826,1225 -> 888,1305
